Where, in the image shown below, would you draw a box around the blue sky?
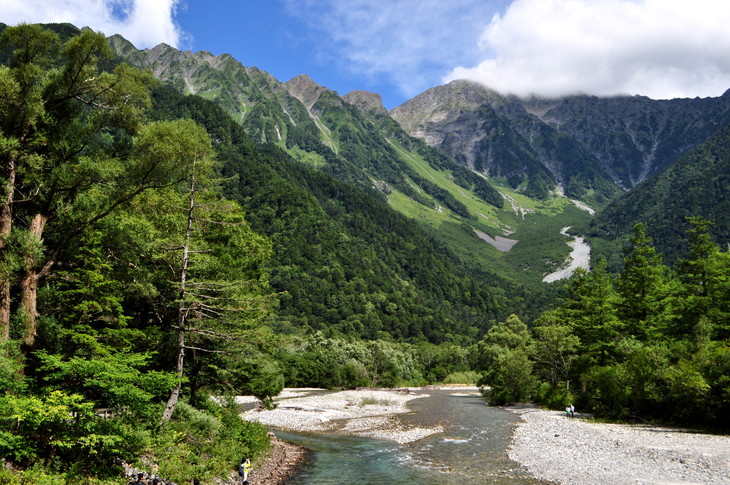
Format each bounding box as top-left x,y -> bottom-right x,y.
2,0 -> 730,109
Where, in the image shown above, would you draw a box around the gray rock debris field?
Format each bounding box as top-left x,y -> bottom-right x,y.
508,406 -> 730,485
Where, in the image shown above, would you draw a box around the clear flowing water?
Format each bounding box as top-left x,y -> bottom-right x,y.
276,390 -> 547,484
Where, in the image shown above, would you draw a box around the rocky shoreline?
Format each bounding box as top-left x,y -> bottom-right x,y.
246,433 -> 308,485
507,406 -> 730,485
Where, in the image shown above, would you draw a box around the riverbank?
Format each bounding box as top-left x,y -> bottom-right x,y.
246,433 -> 308,484
507,406 -> 730,484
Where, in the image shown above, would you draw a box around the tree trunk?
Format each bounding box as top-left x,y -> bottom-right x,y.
20,214 -> 47,348
0,156 -> 15,341
160,325 -> 185,423
0,283 -> 9,342
21,271 -> 40,347
161,169 -> 196,423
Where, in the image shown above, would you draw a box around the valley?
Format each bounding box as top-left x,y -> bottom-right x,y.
0,21 -> 728,485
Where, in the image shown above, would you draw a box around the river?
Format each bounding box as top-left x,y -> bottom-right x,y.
542,226 -> 591,283
274,389 -> 547,484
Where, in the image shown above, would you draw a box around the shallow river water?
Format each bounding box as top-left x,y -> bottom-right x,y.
276,390 -> 547,484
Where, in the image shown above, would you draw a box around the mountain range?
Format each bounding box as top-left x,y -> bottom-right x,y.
107,35 -> 730,276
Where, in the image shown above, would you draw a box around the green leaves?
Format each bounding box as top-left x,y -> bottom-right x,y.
0,390 -> 138,470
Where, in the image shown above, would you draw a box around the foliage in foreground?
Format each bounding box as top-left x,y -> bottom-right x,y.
0,24 -> 273,483
150,400 -> 270,484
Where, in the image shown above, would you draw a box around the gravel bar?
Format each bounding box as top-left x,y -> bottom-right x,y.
508,406 -> 730,485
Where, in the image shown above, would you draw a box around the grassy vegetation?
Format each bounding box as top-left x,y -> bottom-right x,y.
286,145 -> 327,168
358,397 -> 397,407
386,137 -> 595,287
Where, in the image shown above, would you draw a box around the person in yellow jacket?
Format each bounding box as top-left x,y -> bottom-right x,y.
238,457 -> 251,483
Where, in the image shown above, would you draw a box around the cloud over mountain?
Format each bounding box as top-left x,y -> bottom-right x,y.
446,0 -> 730,99
0,0 -> 184,49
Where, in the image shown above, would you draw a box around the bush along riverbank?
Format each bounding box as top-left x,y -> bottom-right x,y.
0,397 -> 272,485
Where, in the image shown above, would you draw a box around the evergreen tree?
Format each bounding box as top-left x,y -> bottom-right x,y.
143,120 -> 274,421
0,25 -> 156,346
677,217 -> 730,341
560,261 -> 623,367
617,223 -> 676,340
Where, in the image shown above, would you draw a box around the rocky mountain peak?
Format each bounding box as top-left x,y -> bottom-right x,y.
285,74 -> 331,111
389,79 -> 507,136
343,90 -> 387,115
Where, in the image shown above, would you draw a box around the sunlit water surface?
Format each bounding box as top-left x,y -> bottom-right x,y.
275,390 -> 546,484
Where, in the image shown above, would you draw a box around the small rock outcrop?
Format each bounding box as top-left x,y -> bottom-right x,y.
285,74 -> 331,111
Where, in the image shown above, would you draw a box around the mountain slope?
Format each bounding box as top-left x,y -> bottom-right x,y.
391,80 -> 730,205
521,92 -> 730,187
390,81 -> 620,204
590,121 -> 730,265
149,85 -> 531,340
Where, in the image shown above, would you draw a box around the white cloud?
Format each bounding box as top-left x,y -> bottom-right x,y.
0,0 -> 183,48
281,0 -> 506,98
445,0 -> 730,99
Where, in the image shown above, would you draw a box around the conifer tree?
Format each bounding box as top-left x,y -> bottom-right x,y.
153,120 -> 273,422
617,223 -> 676,340
559,261 -> 622,366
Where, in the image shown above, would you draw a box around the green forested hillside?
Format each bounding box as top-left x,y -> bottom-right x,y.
150,85 -> 523,342
112,37 -> 600,291
590,122 -> 730,267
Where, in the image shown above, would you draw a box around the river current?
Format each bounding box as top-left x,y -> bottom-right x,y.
275,389 -> 547,484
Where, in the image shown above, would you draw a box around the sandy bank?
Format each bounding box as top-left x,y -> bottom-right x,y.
240,388 -> 448,444
508,406 -> 730,484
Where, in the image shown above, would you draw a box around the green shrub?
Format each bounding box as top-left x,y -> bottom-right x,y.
173,402 -> 222,440
441,371 -> 480,385
533,382 -> 574,410
147,400 -> 270,484
0,468 -> 20,485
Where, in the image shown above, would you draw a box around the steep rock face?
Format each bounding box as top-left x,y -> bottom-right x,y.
391,80 -> 615,202
521,92 -> 730,188
390,80 -> 507,146
591,121 -> 730,264
391,80 -> 730,198
343,90 -> 387,116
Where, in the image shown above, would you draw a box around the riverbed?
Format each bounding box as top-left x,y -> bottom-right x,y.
242,388 -> 545,484
240,388 -> 730,484
542,226 -> 591,282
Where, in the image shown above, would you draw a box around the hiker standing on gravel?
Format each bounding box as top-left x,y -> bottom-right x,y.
239,457 -> 251,483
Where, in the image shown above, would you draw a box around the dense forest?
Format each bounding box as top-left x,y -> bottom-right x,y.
0,24 -> 728,484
